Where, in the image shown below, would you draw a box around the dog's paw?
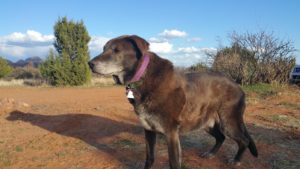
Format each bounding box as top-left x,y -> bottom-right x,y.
200,152 -> 215,159
227,159 -> 241,166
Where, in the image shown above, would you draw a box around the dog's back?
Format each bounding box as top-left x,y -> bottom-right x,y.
178,71 -> 258,162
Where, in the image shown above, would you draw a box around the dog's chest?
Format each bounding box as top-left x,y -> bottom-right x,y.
135,105 -> 165,133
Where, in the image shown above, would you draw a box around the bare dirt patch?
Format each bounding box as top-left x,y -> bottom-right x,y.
0,86 -> 299,169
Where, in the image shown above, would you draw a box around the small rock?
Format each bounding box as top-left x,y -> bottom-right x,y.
21,102 -> 30,107
0,98 -> 30,113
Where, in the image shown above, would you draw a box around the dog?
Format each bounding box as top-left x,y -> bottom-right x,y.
88,35 -> 258,169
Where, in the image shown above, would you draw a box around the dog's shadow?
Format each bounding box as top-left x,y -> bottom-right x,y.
6,110 -> 145,168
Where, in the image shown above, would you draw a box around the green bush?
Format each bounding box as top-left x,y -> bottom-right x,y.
40,17 -> 91,86
242,83 -> 279,98
0,57 -> 13,78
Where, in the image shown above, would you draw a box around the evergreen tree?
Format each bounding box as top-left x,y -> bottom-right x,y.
40,17 -> 91,86
0,57 -> 13,78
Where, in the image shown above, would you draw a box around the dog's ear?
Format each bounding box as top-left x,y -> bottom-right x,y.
127,35 -> 149,58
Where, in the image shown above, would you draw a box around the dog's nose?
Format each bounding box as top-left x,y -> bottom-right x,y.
88,61 -> 94,69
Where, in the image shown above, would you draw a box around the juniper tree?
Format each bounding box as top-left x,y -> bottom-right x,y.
0,57 -> 13,78
40,17 -> 91,86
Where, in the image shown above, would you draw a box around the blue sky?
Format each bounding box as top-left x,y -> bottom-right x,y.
0,0 -> 299,66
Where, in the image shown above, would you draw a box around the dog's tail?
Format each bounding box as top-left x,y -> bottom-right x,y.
244,128 -> 258,157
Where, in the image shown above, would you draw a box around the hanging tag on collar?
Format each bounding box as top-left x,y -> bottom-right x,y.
126,89 -> 134,99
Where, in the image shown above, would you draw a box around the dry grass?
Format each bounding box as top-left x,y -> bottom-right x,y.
0,76 -> 116,87
89,76 -> 115,86
0,79 -> 24,87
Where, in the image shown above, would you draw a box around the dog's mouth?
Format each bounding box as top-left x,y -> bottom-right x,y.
92,70 -> 124,76
92,70 -> 125,85
112,75 -> 122,84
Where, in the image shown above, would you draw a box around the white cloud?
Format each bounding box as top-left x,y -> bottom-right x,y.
149,42 -> 173,54
0,44 -> 53,58
0,30 -> 55,60
177,46 -> 202,53
0,30 -> 218,67
0,30 -> 111,60
88,36 -> 110,57
148,37 -> 167,43
159,29 -> 187,39
1,30 -> 54,43
177,47 -> 216,54
170,47 -> 216,67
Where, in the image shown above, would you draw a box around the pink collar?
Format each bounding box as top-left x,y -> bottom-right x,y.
129,55 -> 150,82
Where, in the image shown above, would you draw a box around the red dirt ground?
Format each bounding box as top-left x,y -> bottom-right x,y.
0,86 -> 299,169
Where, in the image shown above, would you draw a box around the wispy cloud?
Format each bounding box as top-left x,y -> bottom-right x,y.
149,32 -> 216,66
159,29 -> 187,39
88,36 -> 110,56
148,29 -> 213,66
157,46 -> 217,67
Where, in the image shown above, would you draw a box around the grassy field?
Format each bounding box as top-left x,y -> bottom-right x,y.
0,84 -> 299,169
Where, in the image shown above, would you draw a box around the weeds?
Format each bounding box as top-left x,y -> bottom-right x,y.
242,83 -> 279,98
0,151 -> 12,166
272,154 -> 300,169
112,139 -> 137,148
278,102 -> 300,110
55,151 -> 66,158
263,114 -> 300,128
15,145 -> 23,152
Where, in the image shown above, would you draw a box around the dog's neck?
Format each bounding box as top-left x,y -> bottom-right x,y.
129,54 -> 150,83
125,53 -> 173,84
124,53 -> 176,103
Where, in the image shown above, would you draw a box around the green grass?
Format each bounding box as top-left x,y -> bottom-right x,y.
272,154 -> 300,169
278,102 -> 300,110
112,139 -> 137,148
54,151 -> 66,158
242,83 -> 279,98
15,145 -> 23,152
181,163 -> 189,169
0,151 -> 12,166
263,114 -> 300,128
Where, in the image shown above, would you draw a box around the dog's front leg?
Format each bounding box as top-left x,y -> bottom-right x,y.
166,129 -> 181,169
144,129 -> 156,169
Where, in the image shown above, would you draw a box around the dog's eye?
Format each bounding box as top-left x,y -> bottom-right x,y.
113,48 -> 119,53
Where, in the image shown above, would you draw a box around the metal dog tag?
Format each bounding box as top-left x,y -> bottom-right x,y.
127,89 -> 134,99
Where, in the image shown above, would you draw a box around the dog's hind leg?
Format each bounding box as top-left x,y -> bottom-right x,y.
227,122 -> 258,166
201,123 -> 225,159
166,128 -> 181,169
223,115 -> 250,166
144,129 -> 156,169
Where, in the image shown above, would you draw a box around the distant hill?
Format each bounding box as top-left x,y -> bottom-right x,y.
5,59 -> 14,66
7,57 -> 43,68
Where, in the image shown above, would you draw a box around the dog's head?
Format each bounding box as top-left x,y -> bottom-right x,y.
88,35 -> 149,84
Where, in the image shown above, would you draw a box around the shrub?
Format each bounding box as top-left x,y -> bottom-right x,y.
10,66 -> 41,79
0,57 -> 13,78
202,30 -> 296,85
40,17 -> 91,86
189,62 -> 210,73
